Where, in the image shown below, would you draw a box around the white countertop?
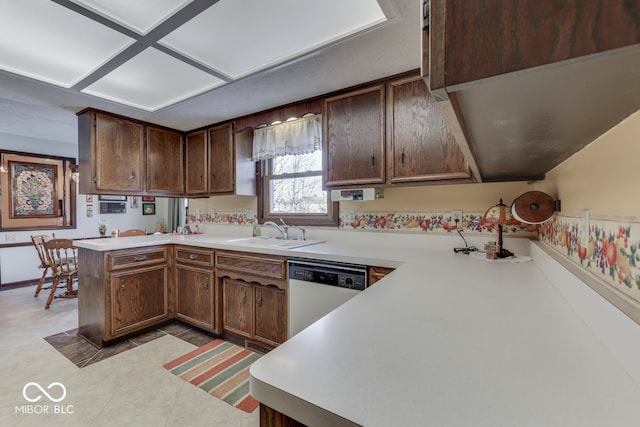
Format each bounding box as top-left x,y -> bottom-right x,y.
74,232 -> 640,426
254,240 -> 640,426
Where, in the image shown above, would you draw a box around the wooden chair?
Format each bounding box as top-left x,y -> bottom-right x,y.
119,229 -> 146,237
30,233 -> 55,297
43,238 -> 78,309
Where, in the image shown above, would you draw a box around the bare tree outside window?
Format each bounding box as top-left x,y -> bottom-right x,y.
269,150 -> 326,214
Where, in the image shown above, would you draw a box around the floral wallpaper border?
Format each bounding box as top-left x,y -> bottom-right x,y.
190,208 -> 640,306
339,211 -> 537,235
188,210 -> 254,226
186,208 -> 537,236
539,214 -> 640,304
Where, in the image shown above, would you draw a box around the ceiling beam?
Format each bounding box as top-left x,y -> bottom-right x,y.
51,0 -> 226,90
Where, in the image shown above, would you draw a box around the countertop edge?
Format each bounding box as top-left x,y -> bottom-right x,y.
249,373 -> 359,427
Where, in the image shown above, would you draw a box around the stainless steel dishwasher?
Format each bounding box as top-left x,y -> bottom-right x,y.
288,258 -> 367,338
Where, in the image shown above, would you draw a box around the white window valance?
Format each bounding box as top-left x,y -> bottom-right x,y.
252,114 -> 322,161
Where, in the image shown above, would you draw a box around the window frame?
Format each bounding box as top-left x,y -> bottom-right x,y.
257,158 -> 339,227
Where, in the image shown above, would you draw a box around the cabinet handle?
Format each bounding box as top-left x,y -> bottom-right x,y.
93,175 -> 97,183
188,254 -> 198,260
257,292 -> 263,308
133,255 -> 147,262
242,290 -> 247,305
120,279 -> 125,296
370,150 -> 375,169
155,172 -> 159,182
423,0 -> 430,30
130,169 -> 136,180
401,146 -> 405,165
204,277 -> 209,291
212,173 -> 216,181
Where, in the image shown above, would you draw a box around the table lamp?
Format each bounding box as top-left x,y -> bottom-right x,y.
480,198 -> 522,258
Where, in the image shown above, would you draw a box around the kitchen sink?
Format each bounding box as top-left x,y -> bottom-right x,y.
224,237 -> 324,249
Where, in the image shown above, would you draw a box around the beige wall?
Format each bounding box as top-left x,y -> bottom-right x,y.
340,181 -> 531,214
189,181 -> 533,219
189,195 -> 256,214
190,108 -> 640,220
536,109 -> 640,218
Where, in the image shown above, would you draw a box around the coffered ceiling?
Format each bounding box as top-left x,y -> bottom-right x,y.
0,0 -> 418,144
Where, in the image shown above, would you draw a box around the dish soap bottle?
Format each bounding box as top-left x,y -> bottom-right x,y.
252,222 -> 260,237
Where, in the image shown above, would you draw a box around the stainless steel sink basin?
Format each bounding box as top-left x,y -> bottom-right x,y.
224,237 -> 324,249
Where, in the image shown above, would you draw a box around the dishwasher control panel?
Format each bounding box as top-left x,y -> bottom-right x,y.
288,259 -> 367,290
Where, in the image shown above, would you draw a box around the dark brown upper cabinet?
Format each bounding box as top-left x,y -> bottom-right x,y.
147,126 -> 184,196
208,123 -> 235,194
185,130 -> 208,196
208,123 -> 255,196
323,73 -> 473,189
323,84 -> 386,187
386,75 -> 471,184
428,0 -> 640,94
423,0 -> 640,182
78,110 -> 146,195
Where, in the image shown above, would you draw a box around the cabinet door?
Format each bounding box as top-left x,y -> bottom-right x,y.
185,130 -> 208,196
254,285 -> 286,346
222,278 -> 253,338
94,113 -> 145,193
176,264 -> 215,331
430,0 -> 640,90
109,265 -> 168,338
147,127 -> 184,195
387,76 -> 471,183
209,123 -> 234,194
324,84 -> 385,187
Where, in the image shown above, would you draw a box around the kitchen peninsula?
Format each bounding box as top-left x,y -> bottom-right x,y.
73,232 -> 640,426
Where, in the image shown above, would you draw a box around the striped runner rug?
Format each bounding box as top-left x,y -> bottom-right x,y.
163,339 -> 262,413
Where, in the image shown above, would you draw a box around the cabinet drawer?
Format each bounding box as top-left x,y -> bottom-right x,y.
216,251 -> 286,281
175,246 -> 214,267
108,246 -> 167,271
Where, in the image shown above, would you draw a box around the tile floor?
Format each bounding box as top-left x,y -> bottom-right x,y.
44,321 -> 217,368
0,285 -> 259,427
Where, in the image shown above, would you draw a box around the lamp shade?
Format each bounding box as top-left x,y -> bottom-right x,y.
480,198 -> 521,228
480,198 -> 521,259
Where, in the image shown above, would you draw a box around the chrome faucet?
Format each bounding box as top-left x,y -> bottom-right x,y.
295,226 -> 306,241
264,218 -> 289,240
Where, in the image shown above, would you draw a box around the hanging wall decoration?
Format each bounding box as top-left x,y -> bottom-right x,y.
9,160 -> 57,218
1,150 -> 77,231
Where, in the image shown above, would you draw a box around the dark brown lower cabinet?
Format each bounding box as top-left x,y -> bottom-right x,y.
77,245 -> 285,349
368,266 -> 396,286
216,250 -> 288,348
174,245 -> 219,333
110,265 -> 168,338
222,278 -> 286,347
223,278 -> 254,338
78,246 -> 170,347
260,404 -> 306,427
175,264 -> 216,332
254,284 -> 286,345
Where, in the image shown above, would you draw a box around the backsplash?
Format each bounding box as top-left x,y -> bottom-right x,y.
187,208 -> 537,237
539,214 -> 640,304
188,210 -> 253,226
339,211 -> 537,236
186,207 -> 640,304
